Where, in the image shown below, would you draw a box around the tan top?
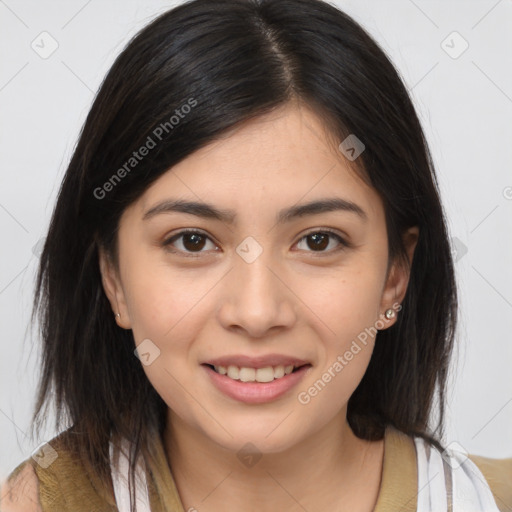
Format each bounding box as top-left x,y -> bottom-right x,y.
3,425 -> 512,511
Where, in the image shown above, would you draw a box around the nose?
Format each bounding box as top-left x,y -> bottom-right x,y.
216,246 -> 297,339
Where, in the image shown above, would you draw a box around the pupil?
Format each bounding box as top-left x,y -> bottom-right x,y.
308,233 -> 328,251
184,233 -> 205,251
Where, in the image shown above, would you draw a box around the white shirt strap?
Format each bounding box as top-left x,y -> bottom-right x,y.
415,436 -> 501,512
109,436 -> 152,512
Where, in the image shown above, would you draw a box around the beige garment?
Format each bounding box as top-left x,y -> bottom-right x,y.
3,425 -> 512,511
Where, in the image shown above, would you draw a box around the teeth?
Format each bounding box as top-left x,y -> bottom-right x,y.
274,365 -> 285,379
227,366 -> 239,379
255,367 -> 274,382
214,364 -> 298,382
239,367 -> 256,382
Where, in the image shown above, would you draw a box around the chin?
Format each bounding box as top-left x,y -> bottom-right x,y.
201,419 -> 305,456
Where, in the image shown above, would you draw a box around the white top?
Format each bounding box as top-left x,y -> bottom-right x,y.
109,435 -> 501,512
109,436 -> 151,512
415,437 -> 501,512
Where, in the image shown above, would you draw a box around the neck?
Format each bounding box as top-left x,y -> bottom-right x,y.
163,409 -> 384,512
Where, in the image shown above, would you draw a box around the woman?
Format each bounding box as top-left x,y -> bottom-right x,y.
2,0 -> 511,510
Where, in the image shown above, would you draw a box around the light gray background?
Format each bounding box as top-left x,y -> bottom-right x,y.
1,0 -> 511,481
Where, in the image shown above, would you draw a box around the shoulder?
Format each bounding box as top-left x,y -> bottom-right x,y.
1,428 -> 117,512
1,460 -> 41,512
469,454 -> 512,512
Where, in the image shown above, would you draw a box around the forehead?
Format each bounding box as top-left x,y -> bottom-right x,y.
132,103 -> 383,224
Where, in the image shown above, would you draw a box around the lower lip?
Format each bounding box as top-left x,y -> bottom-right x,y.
202,364 -> 312,404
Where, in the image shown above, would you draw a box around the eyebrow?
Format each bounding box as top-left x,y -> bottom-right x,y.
142,197 -> 367,224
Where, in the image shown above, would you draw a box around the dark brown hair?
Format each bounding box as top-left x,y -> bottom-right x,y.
29,0 -> 457,507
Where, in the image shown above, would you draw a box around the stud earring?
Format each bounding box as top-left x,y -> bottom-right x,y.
115,313 -> 121,319
384,308 -> 396,319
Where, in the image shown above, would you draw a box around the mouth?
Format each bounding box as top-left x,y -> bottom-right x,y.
202,362 -> 313,404
202,363 -> 312,383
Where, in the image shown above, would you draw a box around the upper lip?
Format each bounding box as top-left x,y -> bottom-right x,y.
203,354 -> 311,369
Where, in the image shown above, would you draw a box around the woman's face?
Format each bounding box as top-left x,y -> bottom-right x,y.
100,102 -> 417,453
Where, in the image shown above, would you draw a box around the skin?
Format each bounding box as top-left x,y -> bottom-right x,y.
100,100 -> 419,512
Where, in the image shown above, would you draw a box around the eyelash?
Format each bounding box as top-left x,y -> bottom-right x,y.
161,228 -> 350,257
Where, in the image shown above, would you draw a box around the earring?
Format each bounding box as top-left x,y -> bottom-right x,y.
115,313 -> 121,319
384,308 -> 396,319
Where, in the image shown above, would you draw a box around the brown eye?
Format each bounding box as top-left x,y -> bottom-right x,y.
182,232 -> 206,251
296,230 -> 347,253
306,233 -> 329,251
163,230 -> 217,255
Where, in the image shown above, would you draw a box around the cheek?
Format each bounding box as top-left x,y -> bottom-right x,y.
294,257 -> 386,407
296,269 -> 383,419
121,262 -> 213,416
304,263 -> 385,342
121,252 -> 215,340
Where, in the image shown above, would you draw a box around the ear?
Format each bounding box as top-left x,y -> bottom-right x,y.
98,246 -> 132,329
378,226 -> 419,328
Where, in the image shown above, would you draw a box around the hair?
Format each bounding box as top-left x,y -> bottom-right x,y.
29,0 -> 457,508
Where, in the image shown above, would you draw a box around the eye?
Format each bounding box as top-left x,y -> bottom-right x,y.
162,229 -> 218,256
294,229 -> 349,253
162,228 -> 350,257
